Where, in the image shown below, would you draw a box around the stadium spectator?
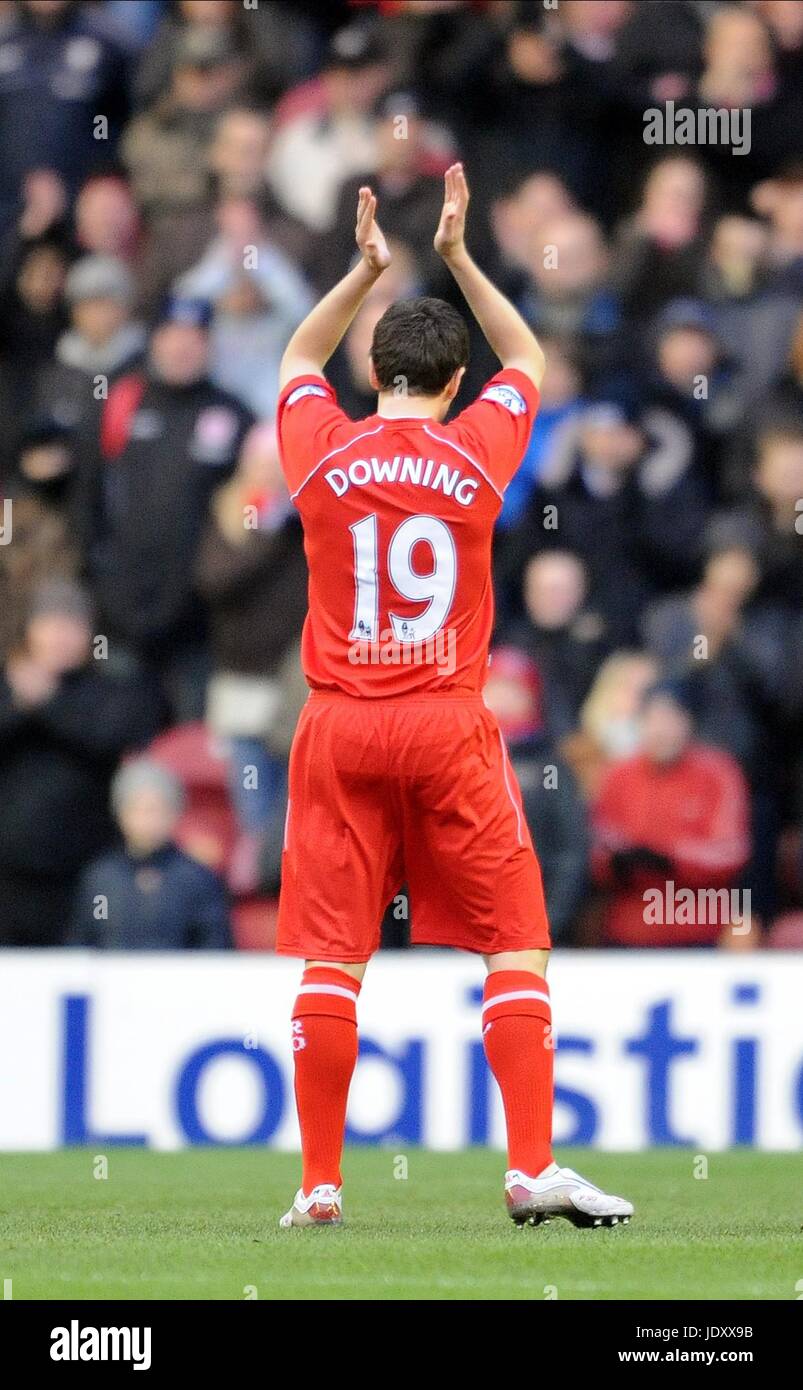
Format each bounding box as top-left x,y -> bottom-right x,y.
452,0 -> 631,218
484,645 -> 589,942
703,214 -> 774,411
642,542 -> 788,782
694,6 -> 803,206
561,650 -> 660,801
132,0 -> 315,112
73,174 -> 141,263
75,295 -> 253,721
496,333 -> 586,529
267,23 -> 390,233
644,297 -> 733,494
711,422 -> 803,610
755,165 -> 803,272
702,168 -> 803,439
195,423 -> 307,834
705,215 -> 771,310
612,155 -> 709,322
0,421 -> 79,659
491,172 -> 578,288
69,758 -> 232,949
206,107 -> 314,275
0,234 -> 70,476
508,393 -> 708,645
176,193 -> 313,418
0,167 -> 70,279
208,105 -> 272,200
122,22 -> 252,309
323,90 -> 450,295
0,0 -> 130,230
0,579 -> 161,946
591,680 -> 751,947
132,0 -> 260,111
500,551 -> 608,738
516,212 -> 623,379
35,255 -> 146,436
609,0 -> 702,108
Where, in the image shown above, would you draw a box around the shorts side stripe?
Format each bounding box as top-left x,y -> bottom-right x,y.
498,730 -> 524,847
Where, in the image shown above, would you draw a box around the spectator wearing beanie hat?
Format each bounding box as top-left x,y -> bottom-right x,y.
35,255 -> 147,435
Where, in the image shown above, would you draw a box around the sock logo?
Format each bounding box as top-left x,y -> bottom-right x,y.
291,1019 -> 307,1052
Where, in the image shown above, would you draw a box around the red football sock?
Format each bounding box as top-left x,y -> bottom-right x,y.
291,967 -> 361,1193
482,970 -> 554,1177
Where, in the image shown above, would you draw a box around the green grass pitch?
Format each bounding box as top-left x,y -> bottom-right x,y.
0,1149 -> 797,1301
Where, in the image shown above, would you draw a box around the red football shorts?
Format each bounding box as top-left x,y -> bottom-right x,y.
277,691 -> 551,961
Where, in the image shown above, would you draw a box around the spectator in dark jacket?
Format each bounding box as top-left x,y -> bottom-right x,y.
484,646 -> 589,943
612,156 -> 710,323
516,212 -> 624,381
508,393 -> 710,645
709,422 -> 803,611
0,420 -> 79,660
0,234 -> 70,478
500,550 -> 609,739
70,759 -> 231,949
0,0 -> 130,229
643,298 -> 735,497
0,579 -> 162,945
35,255 -> 146,437
75,295 -> 254,720
642,543 -> 790,785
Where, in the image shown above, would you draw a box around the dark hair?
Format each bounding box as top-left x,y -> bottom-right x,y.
370,297 -> 469,396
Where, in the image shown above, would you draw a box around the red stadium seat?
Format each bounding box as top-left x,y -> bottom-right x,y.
147,721 -> 230,789
231,896 -> 279,951
146,722 -> 238,877
766,912 -> 803,950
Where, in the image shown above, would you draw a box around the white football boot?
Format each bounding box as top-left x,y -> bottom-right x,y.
505,1164 -> 634,1229
279,1184 -> 343,1229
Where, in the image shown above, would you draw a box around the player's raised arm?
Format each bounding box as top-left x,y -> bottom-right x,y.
279,187 -> 391,389
434,163 -> 546,389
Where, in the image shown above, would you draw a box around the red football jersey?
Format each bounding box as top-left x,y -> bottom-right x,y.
277,367 -> 539,696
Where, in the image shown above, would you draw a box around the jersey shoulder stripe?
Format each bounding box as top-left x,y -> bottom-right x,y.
422,424 -> 504,502
289,423 -> 385,500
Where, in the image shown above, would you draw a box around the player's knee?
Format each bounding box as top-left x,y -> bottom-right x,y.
304,959 -> 369,983
485,948 -> 549,978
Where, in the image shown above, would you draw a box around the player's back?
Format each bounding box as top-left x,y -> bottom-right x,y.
277,368 -> 539,698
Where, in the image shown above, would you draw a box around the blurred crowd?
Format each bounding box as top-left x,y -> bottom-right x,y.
0,0 -> 801,951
